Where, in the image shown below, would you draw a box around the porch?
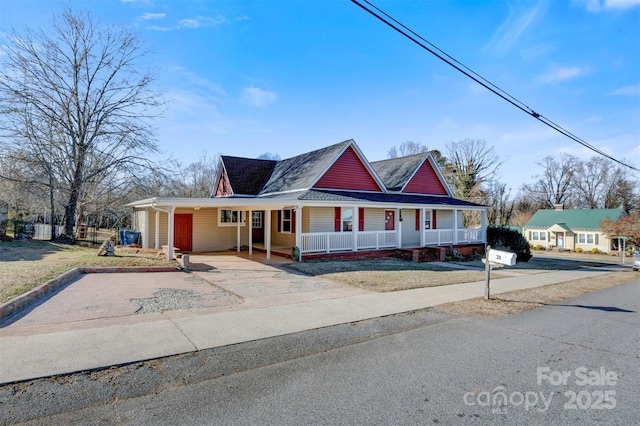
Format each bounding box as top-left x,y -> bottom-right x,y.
298,228 -> 484,255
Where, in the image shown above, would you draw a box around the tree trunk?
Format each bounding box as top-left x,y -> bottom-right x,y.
49,177 -> 56,241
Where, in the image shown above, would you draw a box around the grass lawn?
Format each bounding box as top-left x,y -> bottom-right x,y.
0,240 -> 176,304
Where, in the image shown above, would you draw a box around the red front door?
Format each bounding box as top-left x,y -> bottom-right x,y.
385,210 -> 395,231
174,214 -> 193,252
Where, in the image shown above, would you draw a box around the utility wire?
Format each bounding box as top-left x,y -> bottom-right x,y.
351,0 -> 639,172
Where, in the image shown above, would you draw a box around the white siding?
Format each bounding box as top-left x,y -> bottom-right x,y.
307,207 -> 335,232
364,209 -> 385,231
401,209 -> 420,246
436,210 -> 453,229
133,211 -> 148,248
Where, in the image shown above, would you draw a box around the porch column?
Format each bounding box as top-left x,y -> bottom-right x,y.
396,208 -> 402,248
154,210 -> 160,250
420,208 -> 426,247
295,205 -> 302,261
236,211 -> 241,253
167,206 -> 176,260
248,209 -> 253,255
265,209 -> 272,260
481,210 -> 487,243
142,211 -> 149,249
453,209 -> 458,245
352,205 -> 359,252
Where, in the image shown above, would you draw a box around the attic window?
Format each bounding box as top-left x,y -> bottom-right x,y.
219,210 -> 245,227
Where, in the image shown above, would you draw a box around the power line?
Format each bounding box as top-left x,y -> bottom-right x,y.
351,0 -> 639,172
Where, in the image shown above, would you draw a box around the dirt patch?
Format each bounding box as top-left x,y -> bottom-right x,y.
0,240 -> 176,304
434,270 -> 638,317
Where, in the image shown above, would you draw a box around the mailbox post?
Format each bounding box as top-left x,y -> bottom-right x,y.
484,246 -> 517,299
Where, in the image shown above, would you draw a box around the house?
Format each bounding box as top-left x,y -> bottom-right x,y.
127,140 -> 488,260
523,205 -> 625,253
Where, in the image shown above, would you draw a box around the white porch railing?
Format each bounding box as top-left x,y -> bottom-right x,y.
424,229 -> 454,245
300,228 -> 484,254
423,228 -> 484,245
457,228 -> 484,243
300,230 -> 397,253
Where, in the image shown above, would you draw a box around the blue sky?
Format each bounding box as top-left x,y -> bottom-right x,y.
1,0 -> 639,192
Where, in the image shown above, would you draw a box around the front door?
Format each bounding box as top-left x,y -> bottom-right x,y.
385,210 -> 395,231
556,232 -> 564,249
252,211 -> 265,244
174,214 -> 193,252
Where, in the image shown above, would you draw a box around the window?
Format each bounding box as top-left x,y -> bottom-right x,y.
218,210 -> 245,226
342,208 -> 353,232
539,232 -> 546,241
252,211 -> 262,228
578,233 -> 596,244
282,209 -> 292,233
532,231 -> 539,241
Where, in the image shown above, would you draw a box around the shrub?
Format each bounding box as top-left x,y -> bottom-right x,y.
576,247 -> 583,253
535,245 -> 545,251
487,226 -> 532,262
591,248 -> 600,254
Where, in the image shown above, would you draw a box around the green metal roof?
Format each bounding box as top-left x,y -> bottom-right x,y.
525,208 -> 624,231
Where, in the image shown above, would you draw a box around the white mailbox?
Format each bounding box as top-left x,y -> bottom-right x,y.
488,249 -> 517,266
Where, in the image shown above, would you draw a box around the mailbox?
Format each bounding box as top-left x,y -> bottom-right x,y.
488,249 -> 516,266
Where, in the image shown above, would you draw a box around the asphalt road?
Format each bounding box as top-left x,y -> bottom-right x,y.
13,280 -> 640,425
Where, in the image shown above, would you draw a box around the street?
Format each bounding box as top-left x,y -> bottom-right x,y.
23,280 -> 638,425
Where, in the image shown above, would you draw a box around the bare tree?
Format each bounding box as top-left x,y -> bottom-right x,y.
0,9 -> 165,237
445,139 -> 503,201
521,154 -> 576,209
387,141 -> 429,158
257,152 -> 281,161
486,182 -> 514,227
603,166 -> 638,213
170,152 -> 219,198
573,157 -> 611,209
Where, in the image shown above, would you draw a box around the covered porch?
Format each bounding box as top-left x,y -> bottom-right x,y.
127,198 -> 487,261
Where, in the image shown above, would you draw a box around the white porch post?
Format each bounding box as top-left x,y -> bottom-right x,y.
396,208 -> 402,248
142,211 -> 149,249
481,210 -> 487,243
248,209 -> 253,255
420,208 -> 426,247
236,211 -> 241,253
154,210 -> 160,250
265,209 -> 272,260
352,206 -> 359,252
453,209 -> 458,245
295,205 -> 302,261
167,206 -> 176,260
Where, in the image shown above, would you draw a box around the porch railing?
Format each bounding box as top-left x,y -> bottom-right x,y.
457,228 -> 484,243
299,228 -> 484,254
300,230 -> 396,253
424,229 -> 454,245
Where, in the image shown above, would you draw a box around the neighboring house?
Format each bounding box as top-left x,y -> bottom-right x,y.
127,140 -> 488,260
523,205 -> 625,253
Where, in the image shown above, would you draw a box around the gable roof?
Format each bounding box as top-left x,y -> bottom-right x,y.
258,139 -> 386,195
217,156 -> 277,196
256,140 -> 351,195
371,153 -> 452,196
312,145 -> 385,192
371,153 -> 426,192
526,208 -> 624,231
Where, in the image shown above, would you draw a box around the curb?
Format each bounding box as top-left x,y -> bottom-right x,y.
0,266 -> 178,321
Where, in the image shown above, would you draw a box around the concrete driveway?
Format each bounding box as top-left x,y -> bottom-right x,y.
0,252 -> 370,336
